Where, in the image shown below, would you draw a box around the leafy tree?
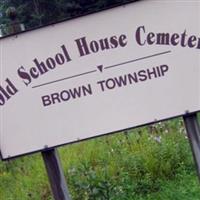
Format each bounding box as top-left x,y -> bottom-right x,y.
0,0 -> 138,36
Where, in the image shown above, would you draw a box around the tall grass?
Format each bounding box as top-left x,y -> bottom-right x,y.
0,118 -> 200,200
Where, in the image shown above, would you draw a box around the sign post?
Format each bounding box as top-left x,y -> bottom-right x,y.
183,113 -> 200,180
42,149 -> 71,200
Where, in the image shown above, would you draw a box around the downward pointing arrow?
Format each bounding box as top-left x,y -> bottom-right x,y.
97,65 -> 103,73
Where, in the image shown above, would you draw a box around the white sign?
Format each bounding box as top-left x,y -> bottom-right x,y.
0,0 -> 200,159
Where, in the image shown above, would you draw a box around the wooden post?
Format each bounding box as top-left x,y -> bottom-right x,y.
42,149 -> 72,200
183,112 -> 200,180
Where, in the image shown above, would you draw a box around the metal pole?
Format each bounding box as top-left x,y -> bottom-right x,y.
183,112 -> 200,180
42,149 -> 72,200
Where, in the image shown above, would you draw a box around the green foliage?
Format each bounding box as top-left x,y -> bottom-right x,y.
0,118 -> 199,200
0,0 -> 138,35
62,120 -> 195,200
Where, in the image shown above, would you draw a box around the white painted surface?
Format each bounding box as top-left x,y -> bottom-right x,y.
0,0 -> 199,159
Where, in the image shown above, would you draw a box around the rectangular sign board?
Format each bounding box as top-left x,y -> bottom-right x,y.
0,0 -> 200,159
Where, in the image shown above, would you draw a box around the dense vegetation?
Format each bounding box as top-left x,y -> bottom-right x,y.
0,0 -> 137,35
0,119 -> 200,199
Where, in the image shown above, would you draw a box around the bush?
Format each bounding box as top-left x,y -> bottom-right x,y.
0,118 -> 199,200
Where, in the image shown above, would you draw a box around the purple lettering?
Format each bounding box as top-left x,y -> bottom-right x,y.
136,26 -> 146,46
